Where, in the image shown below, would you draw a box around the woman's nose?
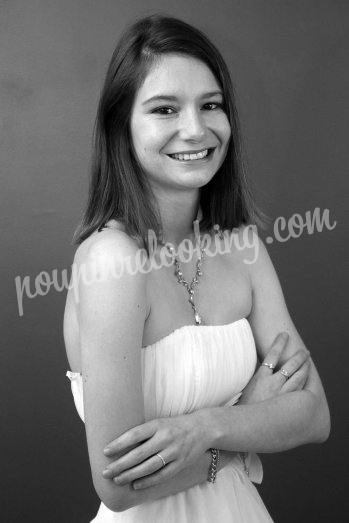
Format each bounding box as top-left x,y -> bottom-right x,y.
179,109 -> 206,141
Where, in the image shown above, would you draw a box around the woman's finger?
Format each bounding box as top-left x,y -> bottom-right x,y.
111,452 -> 172,485
276,349 -> 310,383
132,461 -> 179,490
281,360 -> 311,393
289,361 -> 310,391
260,332 -> 289,373
104,420 -> 157,456
103,437 -> 158,478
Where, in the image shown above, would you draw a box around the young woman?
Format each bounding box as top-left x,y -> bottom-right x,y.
64,15 -> 330,522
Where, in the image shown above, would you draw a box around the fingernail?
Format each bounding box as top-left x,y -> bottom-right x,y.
133,483 -> 141,490
102,468 -> 111,477
113,476 -> 123,485
104,447 -> 112,455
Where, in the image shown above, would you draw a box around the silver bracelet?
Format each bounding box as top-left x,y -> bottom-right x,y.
207,448 -> 220,483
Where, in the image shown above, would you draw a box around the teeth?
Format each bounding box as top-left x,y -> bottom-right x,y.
170,149 -> 209,161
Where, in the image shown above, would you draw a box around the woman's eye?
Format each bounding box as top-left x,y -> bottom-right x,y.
150,103 -> 223,115
152,107 -> 176,115
203,102 -> 223,111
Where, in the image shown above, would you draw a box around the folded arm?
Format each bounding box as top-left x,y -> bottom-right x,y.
203,231 -> 330,453
79,229 -> 330,512
102,231 -> 330,500
199,365 -> 328,454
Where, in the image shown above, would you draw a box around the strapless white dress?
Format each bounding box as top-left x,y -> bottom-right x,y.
66,318 -> 274,522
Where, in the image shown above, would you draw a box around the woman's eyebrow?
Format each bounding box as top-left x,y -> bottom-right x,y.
142,91 -> 223,106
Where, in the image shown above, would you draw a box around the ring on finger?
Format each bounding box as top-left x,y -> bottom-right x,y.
262,362 -> 275,370
279,368 -> 290,379
156,453 -> 166,467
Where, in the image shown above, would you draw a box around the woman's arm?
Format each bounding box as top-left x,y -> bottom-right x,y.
78,230 -> 236,512
112,450 -> 236,510
101,333 -> 311,489
78,230 -> 148,511
104,343 -> 310,499
101,230 -> 330,494
197,232 -> 330,452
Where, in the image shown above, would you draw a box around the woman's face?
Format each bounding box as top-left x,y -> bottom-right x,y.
130,54 -> 231,193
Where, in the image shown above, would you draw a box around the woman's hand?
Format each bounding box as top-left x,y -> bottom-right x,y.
239,332 -> 311,406
101,333 -> 311,489
102,411 -> 210,489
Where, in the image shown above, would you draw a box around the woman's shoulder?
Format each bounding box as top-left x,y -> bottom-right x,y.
215,224 -> 277,299
74,219 -> 142,268
215,223 -> 263,265
225,225 -> 278,293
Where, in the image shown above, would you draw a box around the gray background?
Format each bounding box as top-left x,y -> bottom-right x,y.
1,1 -> 348,521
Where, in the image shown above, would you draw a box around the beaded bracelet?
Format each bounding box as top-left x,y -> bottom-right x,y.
207,448 -> 220,483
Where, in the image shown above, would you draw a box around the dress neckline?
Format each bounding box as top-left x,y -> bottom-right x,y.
141,317 -> 249,349
66,318 -> 250,377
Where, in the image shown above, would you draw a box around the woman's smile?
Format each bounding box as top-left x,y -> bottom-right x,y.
167,147 -> 215,161
130,54 -> 231,191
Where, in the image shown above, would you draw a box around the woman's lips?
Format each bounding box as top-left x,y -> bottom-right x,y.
167,148 -> 215,161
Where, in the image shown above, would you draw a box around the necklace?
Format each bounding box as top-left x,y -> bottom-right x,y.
162,235 -> 206,326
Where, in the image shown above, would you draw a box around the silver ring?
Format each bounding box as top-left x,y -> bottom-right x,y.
262,362 -> 275,369
279,368 -> 290,379
156,453 -> 166,467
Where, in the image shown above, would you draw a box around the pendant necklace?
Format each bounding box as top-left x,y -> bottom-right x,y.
162,235 -> 206,326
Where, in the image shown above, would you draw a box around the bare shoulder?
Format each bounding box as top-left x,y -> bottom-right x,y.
235,226 -> 278,286
71,224 -> 151,296
75,224 -> 148,340
74,222 -> 143,270
219,224 -> 261,268
229,224 -> 282,309
64,223 -> 148,370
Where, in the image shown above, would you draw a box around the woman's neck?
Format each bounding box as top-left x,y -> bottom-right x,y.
155,190 -> 202,248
